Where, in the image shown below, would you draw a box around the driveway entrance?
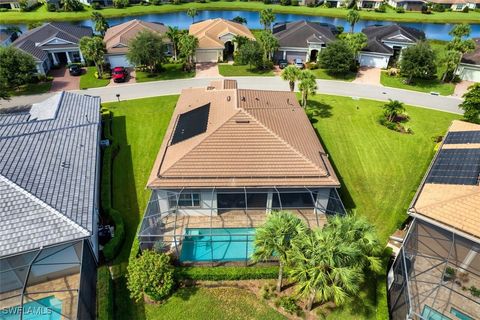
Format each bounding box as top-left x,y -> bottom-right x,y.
195,63 -> 220,78
353,67 -> 381,86
49,67 -> 81,92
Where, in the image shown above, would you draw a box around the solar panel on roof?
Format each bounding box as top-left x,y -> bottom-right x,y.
425,149 -> 480,185
444,131 -> 480,144
171,103 -> 210,145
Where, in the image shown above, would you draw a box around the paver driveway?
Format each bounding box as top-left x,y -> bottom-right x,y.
353,67 -> 381,86
195,63 -> 220,78
453,80 -> 474,97
49,67 -> 81,92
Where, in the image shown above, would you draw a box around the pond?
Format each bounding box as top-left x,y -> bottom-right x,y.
6,10 -> 480,40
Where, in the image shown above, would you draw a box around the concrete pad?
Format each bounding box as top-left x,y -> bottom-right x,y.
453,80 -> 474,97
353,67 -> 381,86
49,67 -> 81,92
195,63 -> 220,78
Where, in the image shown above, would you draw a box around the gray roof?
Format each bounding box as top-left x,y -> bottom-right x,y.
461,38 -> 480,66
361,24 -> 425,54
0,92 -> 101,257
12,22 -> 92,62
273,21 -> 336,48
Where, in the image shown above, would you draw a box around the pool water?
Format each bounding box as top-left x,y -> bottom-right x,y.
180,228 -> 255,262
0,296 -> 62,320
422,306 -> 452,320
450,307 -> 474,320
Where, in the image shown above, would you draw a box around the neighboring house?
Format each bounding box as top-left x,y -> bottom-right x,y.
272,21 -> 336,63
357,0 -> 383,8
458,38 -> 480,82
12,22 -> 92,74
103,19 -> 172,68
0,0 -> 37,9
138,79 -> 345,262
0,92 -> 101,320
189,18 -> 255,63
358,24 -> 425,68
324,0 -> 351,7
388,120 -> 480,320
387,0 -> 426,10
429,0 -> 478,10
0,29 -> 17,46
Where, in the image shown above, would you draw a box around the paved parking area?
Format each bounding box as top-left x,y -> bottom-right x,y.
49,67 -> 81,92
195,63 -> 220,78
353,67 -> 381,86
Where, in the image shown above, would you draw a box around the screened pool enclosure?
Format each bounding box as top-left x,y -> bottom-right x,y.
138,187 -> 345,263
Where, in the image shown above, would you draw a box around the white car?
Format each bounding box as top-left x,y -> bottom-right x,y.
294,58 -> 304,69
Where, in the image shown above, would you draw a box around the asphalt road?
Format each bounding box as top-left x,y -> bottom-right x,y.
1,77 -> 463,114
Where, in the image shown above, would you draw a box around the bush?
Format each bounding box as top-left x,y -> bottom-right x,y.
421,5 -> 431,14
97,266 -> 113,320
336,25 -> 344,34
280,0 -> 291,5
113,0 -> 129,8
46,2 -> 57,11
260,282 -> 276,300
375,3 -> 386,12
396,6 -> 405,13
291,0 -> 299,5
463,6 -> 469,13
263,0 -> 272,4
91,2 -> 101,9
176,266 -> 279,281
432,3 -> 445,12
151,0 -> 162,4
275,296 -> 303,316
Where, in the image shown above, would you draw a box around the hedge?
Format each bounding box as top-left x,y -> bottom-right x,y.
97,266 -> 113,320
176,266 -> 280,281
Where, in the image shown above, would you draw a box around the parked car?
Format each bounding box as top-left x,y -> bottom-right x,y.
294,59 -> 304,69
278,59 -> 288,69
112,67 -> 128,83
68,64 -> 82,76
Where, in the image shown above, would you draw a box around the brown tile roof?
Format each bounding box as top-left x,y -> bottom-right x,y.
103,19 -> 169,55
410,120 -> 480,239
147,80 -> 340,189
461,38 -> 480,66
189,18 -> 255,50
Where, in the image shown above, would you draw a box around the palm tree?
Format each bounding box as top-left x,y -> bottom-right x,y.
281,65 -> 300,92
298,70 -> 317,108
178,34 -> 199,67
383,99 -> 405,122
166,26 -> 181,61
258,30 -> 279,61
259,8 -> 275,31
232,35 -> 249,52
252,211 -> 308,292
91,12 -> 109,37
187,8 -> 198,24
346,9 -> 360,34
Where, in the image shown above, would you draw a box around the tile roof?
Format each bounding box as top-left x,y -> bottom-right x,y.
273,21 -> 336,48
189,18 -> 255,50
461,38 -> 480,66
147,80 -> 340,189
361,24 -> 425,55
104,19 -> 170,55
0,92 -> 101,257
410,120 -> 480,240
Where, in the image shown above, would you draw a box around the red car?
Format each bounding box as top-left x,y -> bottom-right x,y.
112,67 -> 128,83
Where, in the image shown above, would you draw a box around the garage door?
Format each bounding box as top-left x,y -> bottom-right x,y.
196,50 -> 219,63
359,54 -> 389,69
459,66 -> 480,82
286,51 -> 306,63
108,55 -> 132,68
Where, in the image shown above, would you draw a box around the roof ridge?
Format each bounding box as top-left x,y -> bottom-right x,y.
105,20 -> 137,43
0,121 -> 98,141
49,22 -> 82,41
275,21 -> 304,39
0,174 -> 90,236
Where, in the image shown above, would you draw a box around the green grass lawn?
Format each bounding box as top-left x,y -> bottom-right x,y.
80,66 -> 110,89
311,68 -> 357,82
135,64 -> 195,82
380,71 -> 455,96
10,81 -> 52,96
145,287 -> 286,320
218,64 -> 274,77
3,1 -> 479,23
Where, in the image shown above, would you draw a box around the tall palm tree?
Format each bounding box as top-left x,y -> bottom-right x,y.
187,8 -> 198,24
281,65 -> 300,92
383,99 -> 405,122
298,70 -> 317,108
178,34 -> 199,67
259,8 -> 275,31
258,30 -> 279,61
166,26 -> 181,61
346,9 -> 360,34
91,12 -> 109,37
252,211 -> 308,292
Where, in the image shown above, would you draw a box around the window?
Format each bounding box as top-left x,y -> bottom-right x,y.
169,193 -> 201,208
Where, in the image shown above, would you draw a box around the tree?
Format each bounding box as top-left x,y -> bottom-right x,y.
318,40 -> 354,75
341,32 -> 367,60
126,250 -> 174,302
0,82 -> 11,102
252,211 -> 308,292
400,42 -> 437,83
166,26 -> 181,61
382,99 -> 405,122
232,35 -> 249,51
447,24 -> 475,80
91,12 -> 109,37
113,0 -> 129,8
258,30 -> 278,61
459,83 -> 480,124
0,46 -> 36,91
281,65 -> 301,92
298,70 -> 317,108
79,36 -> 106,77
187,8 -> 198,23
440,50 -> 461,82
260,9 -> 275,31
178,34 -> 199,67
346,9 -> 360,34
236,40 -> 263,69
61,0 -> 83,12
232,16 -> 247,24
127,31 -> 165,73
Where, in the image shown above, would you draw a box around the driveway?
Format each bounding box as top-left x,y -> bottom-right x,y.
108,68 -> 136,86
353,67 -> 381,86
195,63 -> 220,78
49,67 -> 81,92
453,80 -> 474,98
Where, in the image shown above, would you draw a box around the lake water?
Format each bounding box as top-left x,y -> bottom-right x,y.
5,10 -> 480,40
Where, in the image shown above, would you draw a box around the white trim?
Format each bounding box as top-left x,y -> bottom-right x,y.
37,37 -> 77,47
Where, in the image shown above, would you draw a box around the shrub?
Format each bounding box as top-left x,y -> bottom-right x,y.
463,6 -> 469,13
421,5 -> 431,14
375,3 -> 386,12
46,2 -> 57,11
151,0 -> 162,5
280,0 -> 291,5
469,286 -> 480,297
97,266 -> 113,320
275,296 -> 303,316
176,266 -> 279,281
396,6 -> 405,13
260,282 -> 276,300
291,0 -> 299,5
91,2 -> 101,9
432,3 -> 445,12
113,0 -> 129,8
263,0 -> 272,4
324,1 -> 331,8
336,25 -> 344,34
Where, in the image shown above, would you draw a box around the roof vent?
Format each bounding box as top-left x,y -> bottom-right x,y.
61,161 -> 70,169
207,86 -> 215,90
255,97 -> 260,101
227,96 -> 231,102
241,96 -> 246,102
235,120 -> 250,124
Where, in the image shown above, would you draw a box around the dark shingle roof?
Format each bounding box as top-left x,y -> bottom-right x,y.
273,21 -> 336,48
461,38 -> 480,65
0,92 -> 101,257
361,24 -> 425,54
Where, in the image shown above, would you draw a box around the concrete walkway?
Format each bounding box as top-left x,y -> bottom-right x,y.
1,76 -> 463,114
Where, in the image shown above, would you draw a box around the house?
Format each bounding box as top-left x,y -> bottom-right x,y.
12,22 -> 92,74
429,0 -> 478,10
0,92 -> 101,320
458,38 -> 480,82
356,0 -> 383,8
189,18 -> 255,63
272,21 -> 336,63
387,0 -> 426,10
138,79 -> 345,262
0,0 -> 37,9
324,0 -> 350,7
358,24 -> 425,68
103,19 -> 172,68
388,120 -> 480,320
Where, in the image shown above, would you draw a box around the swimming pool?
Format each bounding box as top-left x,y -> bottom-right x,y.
422,306 -> 452,320
180,228 -> 255,262
0,296 -> 62,320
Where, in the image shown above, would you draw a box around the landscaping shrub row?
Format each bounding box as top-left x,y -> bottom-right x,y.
176,265 -> 280,280
97,266 -> 113,320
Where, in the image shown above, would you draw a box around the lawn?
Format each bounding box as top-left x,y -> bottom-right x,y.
135,64 -> 195,83
80,66 -> 110,89
218,64 -> 274,77
2,1 -> 479,24
380,71 -> 455,96
145,287 -> 286,320
10,81 -> 52,96
311,68 -> 357,82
